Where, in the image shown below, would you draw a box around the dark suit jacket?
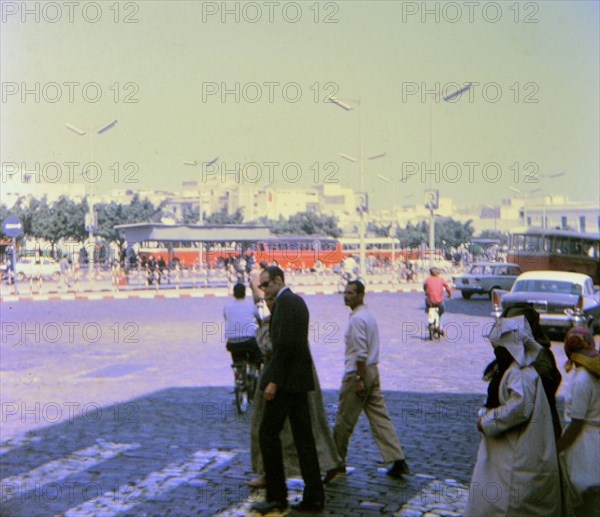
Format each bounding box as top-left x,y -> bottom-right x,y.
260,287 -> 315,393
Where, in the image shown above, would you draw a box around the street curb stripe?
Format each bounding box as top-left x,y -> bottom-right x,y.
1,286 -> 422,303
1,441 -> 140,500
64,449 -> 235,516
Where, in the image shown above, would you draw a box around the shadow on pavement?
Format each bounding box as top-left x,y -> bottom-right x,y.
1,388 -> 485,516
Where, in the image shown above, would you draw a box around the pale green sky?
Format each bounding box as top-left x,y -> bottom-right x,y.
2,0 -> 599,210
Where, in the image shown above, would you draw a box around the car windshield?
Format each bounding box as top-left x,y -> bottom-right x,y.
513,279 -> 582,295
468,265 -> 488,274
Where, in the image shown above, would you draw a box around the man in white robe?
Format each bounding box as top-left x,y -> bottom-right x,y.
465,316 -> 561,516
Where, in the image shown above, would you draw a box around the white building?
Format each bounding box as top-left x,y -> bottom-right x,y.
1,165 -> 85,207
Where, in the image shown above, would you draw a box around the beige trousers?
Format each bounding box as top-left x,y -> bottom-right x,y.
333,363 -> 405,464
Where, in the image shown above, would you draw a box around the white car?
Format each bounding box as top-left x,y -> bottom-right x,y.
9,257 -> 62,281
493,271 -> 600,337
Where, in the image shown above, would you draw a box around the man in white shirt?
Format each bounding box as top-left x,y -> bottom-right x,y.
325,280 -> 409,483
223,283 -> 262,367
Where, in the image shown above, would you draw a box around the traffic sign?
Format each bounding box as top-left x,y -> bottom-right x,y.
2,216 -> 23,237
424,189 -> 439,210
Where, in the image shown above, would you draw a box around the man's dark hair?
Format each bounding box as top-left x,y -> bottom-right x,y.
259,260 -> 268,269
264,265 -> 285,283
233,283 -> 246,299
347,280 -> 365,295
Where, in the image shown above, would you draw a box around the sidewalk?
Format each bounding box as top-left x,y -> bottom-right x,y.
0,271 -> 424,302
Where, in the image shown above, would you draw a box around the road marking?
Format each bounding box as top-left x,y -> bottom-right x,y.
213,477 -> 305,517
1,441 -> 140,500
64,448 -> 235,516
395,478 -> 469,516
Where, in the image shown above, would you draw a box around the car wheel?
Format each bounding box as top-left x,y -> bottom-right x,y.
488,287 -> 501,300
461,291 -> 472,300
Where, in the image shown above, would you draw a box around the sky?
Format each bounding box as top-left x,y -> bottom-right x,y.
1,0 -> 599,212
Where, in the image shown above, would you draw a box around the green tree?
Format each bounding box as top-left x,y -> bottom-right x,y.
396,221 -> 428,248
434,217 -> 475,248
96,194 -> 165,254
280,211 -> 342,237
204,207 -> 244,224
180,204 -> 199,224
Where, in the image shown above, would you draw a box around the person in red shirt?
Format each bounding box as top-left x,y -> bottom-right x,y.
423,267 -> 453,331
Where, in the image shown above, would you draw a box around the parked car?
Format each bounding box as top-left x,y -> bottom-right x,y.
452,262 -> 521,299
492,271 -> 600,338
1,257 -> 62,281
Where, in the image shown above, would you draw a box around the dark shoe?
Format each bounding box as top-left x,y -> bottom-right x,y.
323,466 -> 346,484
290,500 -> 324,513
250,500 -> 289,515
386,459 -> 410,479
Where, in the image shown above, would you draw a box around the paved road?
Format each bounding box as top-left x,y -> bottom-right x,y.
1,292 -> 570,516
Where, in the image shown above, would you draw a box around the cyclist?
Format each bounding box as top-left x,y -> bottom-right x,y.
223,283 -> 263,370
423,267 -> 452,335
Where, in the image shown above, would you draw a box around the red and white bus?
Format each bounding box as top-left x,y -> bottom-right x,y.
508,227 -> 600,284
137,235 -> 343,270
339,237 -> 418,265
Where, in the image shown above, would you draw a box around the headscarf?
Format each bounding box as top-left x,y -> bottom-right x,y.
484,316 -> 542,409
564,326 -> 600,377
502,303 -> 551,348
488,315 -> 542,367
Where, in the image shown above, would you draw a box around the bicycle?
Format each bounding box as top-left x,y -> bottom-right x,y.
227,339 -> 261,414
427,305 -> 442,341
337,270 -> 367,293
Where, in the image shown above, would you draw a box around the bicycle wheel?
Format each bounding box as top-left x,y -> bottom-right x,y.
247,371 -> 258,399
234,365 -> 250,414
235,385 -> 250,414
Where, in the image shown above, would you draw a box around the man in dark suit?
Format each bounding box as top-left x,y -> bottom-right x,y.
250,266 -> 325,515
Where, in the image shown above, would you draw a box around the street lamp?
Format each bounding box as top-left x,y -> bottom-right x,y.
183,156 -> 219,225
183,156 -> 219,268
509,171 -> 565,227
376,174 -> 400,270
427,83 -> 472,269
66,119 -> 118,281
329,96 -> 385,277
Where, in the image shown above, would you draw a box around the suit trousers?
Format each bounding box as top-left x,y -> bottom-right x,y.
333,364 -> 405,464
259,391 -> 324,505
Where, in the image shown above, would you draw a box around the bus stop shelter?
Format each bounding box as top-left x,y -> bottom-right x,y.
114,223 -> 274,282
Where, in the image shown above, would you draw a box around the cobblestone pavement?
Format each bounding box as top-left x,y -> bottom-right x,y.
2,388 -> 484,516
1,292 -> 572,516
